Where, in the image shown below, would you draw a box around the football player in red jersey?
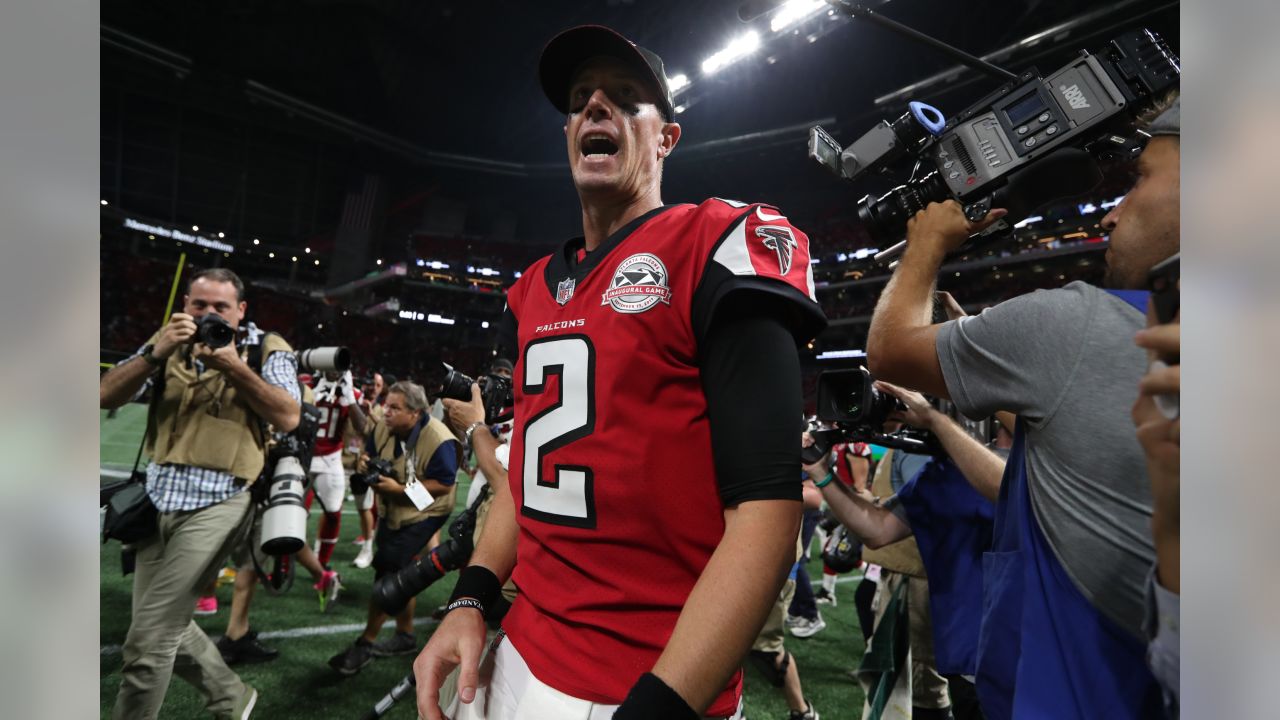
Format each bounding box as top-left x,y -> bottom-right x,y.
414,25 -> 825,720
309,370 -> 368,568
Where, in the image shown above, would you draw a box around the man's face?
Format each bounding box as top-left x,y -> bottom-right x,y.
1101,136 -> 1180,289
493,367 -> 512,380
564,56 -> 680,200
364,373 -> 384,400
383,391 -> 420,435
183,278 -> 246,329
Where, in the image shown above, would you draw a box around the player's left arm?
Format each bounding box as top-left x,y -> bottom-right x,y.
617,293 -> 804,717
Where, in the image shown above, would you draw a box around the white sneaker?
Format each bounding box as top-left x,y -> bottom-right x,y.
353,541 -> 374,569
788,614 -> 827,638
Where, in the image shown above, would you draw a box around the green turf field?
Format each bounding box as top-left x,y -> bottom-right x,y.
101,407 -> 867,719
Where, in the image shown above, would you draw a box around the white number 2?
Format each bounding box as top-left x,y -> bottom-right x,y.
521,335 -> 596,529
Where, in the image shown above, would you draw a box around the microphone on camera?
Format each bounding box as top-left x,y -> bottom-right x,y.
738,0 -> 788,22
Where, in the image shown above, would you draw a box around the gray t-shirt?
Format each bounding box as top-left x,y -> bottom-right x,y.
935,281 -> 1155,639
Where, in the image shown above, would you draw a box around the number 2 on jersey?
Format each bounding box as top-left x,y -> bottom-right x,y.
316,406 -> 341,439
521,335 -> 596,529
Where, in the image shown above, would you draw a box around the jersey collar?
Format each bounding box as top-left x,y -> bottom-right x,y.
543,204 -> 679,303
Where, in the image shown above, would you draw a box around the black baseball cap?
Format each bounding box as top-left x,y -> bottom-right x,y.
539,25 -> 676,122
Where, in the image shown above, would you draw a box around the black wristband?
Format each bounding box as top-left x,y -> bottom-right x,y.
444,598 -> 484,615
448,565 -> 501,610
613,672 -> 698,720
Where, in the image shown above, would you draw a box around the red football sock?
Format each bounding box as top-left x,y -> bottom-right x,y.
318,512 -> 341,566
304,488 -> 315,512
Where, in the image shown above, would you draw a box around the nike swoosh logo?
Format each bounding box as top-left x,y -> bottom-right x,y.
755,207 -> 785,222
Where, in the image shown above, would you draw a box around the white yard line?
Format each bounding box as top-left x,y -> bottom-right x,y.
101,616 -> 440,657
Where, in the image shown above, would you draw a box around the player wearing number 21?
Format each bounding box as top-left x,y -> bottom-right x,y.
414,25 -> 827,720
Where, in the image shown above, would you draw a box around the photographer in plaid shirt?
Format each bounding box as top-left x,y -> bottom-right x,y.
100,268 -> 300,720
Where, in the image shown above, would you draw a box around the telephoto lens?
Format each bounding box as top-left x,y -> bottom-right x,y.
297,347 -> 351,373
194,313 -> 236,349
260,456 -> 308,555
373,554 -> 447,615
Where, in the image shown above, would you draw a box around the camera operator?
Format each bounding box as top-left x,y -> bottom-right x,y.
865,96 -> 1179,718
100,268 -> 299,719
1134,304 -> 1180,715
329,380 -> 460,676
806,383 -> 1002,720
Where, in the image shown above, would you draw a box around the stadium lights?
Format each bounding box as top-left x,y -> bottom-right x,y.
815,349 -> 867,359
481,321 -> 490,329
701,31 -> 760,75
770,0 -> 826,32
253,238 -> 260,245
376,259 -> 383,265
100,199 -> 108,206
217,232 -> 225,238
513,271 -> 522,278
669,73 -> 689,93
314,259 -> 320,266
291,256 -> 298,262
305,247 -> 311,253
268,252 -> 275,258
675,104 -> 688,114
427,313 -> 456,325
1101,195 -> 1124,210
1014,215 -> 1044,229
192,225 -> 199,231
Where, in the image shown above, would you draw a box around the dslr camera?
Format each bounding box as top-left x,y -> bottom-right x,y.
350,457 -> 396,497
806,367 -> 936,459
440,363 -> 514,424
810,28 -> 1179,246
259,402 -> 322,555
192,313 -> 236,349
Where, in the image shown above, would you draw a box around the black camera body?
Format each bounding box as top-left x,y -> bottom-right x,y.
811,28 -> 1179,244
193,313 -> 236,349
351,457 -> 396,496
810,368 -> 937,455
440,363 -> 514,424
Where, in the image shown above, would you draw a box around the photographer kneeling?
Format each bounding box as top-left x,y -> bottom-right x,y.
100,268 -> 300,720
329,381 -> 460,676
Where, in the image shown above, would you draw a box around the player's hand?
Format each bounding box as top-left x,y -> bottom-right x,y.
192,341 -> 243,373
443,384 -> 486,435
153,313 -> 196,359
935,290 -> 968,321
905,200 -> 1007,258
414,607 -> 488,720
339,369 -> 358,407
875,380 -> 936,430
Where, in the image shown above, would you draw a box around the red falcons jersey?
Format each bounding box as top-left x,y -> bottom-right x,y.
312,384 -> 360,456
500,199 -> 824,714
832,442 -> 872,487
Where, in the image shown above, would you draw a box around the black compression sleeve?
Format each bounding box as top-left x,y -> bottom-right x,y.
701,291 -> 804,507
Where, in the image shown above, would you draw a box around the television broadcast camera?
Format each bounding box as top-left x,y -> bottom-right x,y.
809,27 -> 1179,250
440,362 -> 513,424
806,367 -> 938,459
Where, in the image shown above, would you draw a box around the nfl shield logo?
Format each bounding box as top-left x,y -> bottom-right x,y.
556,277 -> 576,305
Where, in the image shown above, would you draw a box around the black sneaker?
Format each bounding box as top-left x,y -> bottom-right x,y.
217,630 -> 279,666
328,638 -> 376,676
369,631 -> 417,657
787,700 -> 819,720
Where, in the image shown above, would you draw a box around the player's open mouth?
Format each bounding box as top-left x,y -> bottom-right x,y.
580,133 -> 619,159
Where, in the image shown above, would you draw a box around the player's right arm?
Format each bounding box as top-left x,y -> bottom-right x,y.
100,313 -> 196,408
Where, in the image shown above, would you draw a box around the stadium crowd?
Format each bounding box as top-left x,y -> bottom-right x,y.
99,20 -> 1179,720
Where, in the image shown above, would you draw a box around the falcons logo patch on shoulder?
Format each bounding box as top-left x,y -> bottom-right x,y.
756,225 -> 798,275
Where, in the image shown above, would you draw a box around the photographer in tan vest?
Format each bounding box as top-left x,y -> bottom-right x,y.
329,380 -> 461,675
100,268 -> 301,720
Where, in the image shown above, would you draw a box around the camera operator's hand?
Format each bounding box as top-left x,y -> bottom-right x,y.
800,431 -> 830,479
368,474 -> 404,495
152,312 -> 197,360
192,341 -> 244,373
906,200 -> 1007,259
1133,312 -> 1179,592
415,605 -> 489,720
443,383 -> 486,437
874,380 -> 937,430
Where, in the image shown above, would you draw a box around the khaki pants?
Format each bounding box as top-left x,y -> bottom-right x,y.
753,578 -> 797,654
870,571 -> 950,710
113,491 -> 254,720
